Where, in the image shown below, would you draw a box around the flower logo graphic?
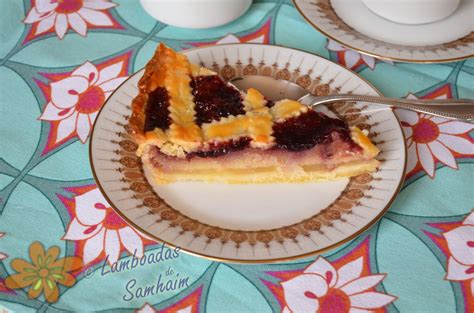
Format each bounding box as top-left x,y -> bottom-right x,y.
443,211 -> 474,294
38,54 -> 129,152
397,102 -> 473,178
23,0 -> 120,40
5,242 -> 82,303
280,256 -> 395,313
63,188 -> 146,265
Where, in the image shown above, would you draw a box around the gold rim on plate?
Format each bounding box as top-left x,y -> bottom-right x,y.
89,43 -> 407,263
292,0 -> 474,63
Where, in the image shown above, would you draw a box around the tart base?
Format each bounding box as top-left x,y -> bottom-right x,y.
130,44 -> 381,185
143,155 -> 380,184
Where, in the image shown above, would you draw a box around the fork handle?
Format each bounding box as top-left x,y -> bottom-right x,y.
299,94 -> 474,122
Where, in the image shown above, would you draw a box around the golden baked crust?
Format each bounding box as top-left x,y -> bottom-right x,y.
129,44 -> 330,158
143,156 -> 380,184
129,44 -> 204,156
142,126 -> 380,184
129,44 -> 380,184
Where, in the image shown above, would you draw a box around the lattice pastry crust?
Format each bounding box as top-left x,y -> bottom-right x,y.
129,44 -> 320,158
129,44 -> 380,184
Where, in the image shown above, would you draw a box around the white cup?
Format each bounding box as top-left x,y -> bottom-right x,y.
140,0 -> 252,29
362,0 -> 461,25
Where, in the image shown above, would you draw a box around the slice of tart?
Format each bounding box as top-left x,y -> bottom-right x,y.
129,44 -> 380,184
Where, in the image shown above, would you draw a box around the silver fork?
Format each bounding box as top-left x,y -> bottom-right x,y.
230,76 -> 474,122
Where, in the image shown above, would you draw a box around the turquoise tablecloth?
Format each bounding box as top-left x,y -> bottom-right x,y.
1,1 -> 473,312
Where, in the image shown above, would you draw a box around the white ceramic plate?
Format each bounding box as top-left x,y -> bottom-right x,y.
90,44 -> 406,263
294,0 -> 474,63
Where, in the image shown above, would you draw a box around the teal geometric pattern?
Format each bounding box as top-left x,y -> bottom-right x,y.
1,1 -> 473,312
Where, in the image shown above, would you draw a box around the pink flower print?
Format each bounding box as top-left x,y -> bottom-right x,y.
136,304 -> 193,313
216,33 -> 265,45
443,211 -> 474,294
63,188 -> 145,265
281,256 -> 395,313
189,19 -> 272,47
135,303 -> 157,313
23,0 -> 121,41
397,98 -> 473,178
39,58 -> 128,145
326,40 -> 393,71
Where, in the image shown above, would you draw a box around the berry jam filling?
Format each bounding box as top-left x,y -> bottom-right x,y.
191,75 -> 245,125
273,110 -> 351,152
189,137 -> 251,159
144,87 -> 171,132
265,99 -> 275,108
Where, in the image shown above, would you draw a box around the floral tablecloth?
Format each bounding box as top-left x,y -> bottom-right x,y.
1,1 -> 473,312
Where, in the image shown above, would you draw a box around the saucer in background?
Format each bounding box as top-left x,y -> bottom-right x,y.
293,0 -> 474,63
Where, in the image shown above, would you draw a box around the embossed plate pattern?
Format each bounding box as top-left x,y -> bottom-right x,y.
90,44 -> 406,263
293,0 -> 474,63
